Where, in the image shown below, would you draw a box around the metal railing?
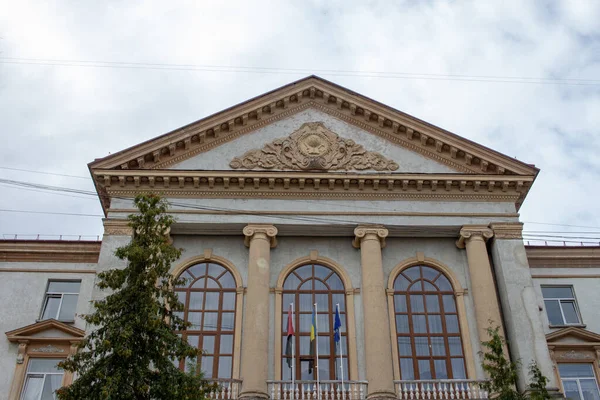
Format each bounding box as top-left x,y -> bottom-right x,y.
395,380 -> 488,400
208,379 -> 243,399
267,380 -> 368,400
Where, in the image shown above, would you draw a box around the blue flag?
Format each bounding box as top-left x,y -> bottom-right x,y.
334,305 -> 342,343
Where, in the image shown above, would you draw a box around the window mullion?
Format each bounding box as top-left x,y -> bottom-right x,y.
558,300 -> 568,325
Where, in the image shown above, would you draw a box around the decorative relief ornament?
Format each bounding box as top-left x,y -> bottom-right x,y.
229,122 -> 399,171
30,344 -> 65,353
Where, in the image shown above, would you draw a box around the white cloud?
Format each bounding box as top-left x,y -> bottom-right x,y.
0,0 -> 598,238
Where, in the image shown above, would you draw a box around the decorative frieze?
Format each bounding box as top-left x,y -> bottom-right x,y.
229,122 -> 399,172
490,222 -> 523,240
102,218 -> 133,236
30,344 -> 65,353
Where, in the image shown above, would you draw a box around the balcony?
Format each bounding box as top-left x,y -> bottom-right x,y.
267,380 -> 368,400
208,379 -> 243,399
394,380 -> 488,400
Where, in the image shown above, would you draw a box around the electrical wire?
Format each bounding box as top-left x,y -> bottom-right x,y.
1,57 -> 599,86
0,166 -> 89,179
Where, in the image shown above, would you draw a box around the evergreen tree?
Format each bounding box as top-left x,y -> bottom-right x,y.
57,194 -> 215,400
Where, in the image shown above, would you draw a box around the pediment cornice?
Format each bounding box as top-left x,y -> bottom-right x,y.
93,169 -> 532,211
546,327 -> 600,344
6,319 -> 85,343
89,76 -> 539,177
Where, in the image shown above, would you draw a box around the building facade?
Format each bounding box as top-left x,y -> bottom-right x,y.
1,76 -> 599,400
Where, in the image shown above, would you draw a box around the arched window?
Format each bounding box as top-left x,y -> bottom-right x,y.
175,262 -> 237,379
282,264 -> 348,381
393,266 -> 466,380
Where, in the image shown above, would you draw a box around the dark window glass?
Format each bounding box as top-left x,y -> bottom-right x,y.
175,262 -> 237,379
393,266 -> 466,379
541,286 -> 581,326
282,264 -> 347,380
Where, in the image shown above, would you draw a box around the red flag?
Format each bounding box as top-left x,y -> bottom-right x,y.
286,304 -> 294,367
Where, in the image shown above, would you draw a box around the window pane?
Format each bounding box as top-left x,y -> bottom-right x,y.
422,267 -> 439,282
41,296 -> 61,320
545,300 -> 564,325
175,291 -> 187,307
282,358 -> 293,380
415,337 -> 429,356
318,362 -> 331,380
22,376 -> 44,400
178,270 -> 194,285
428,315 -> 443,333
314,280 -> 328,291
426,295 -> 440,312
395,295 -> 407,312
187,263 -> 206,279
58,294 -> 78,321
220,335 -> 233,354
27,358 -> 63,373
41,373 -> 63,399
448,337 -> 463,356
423,282 -> 437,292
332,294 -> 345,311
299,294 -> 313,312
400,358 -> 414,380
222,292 -> 235,311
394,275 -> 410,291
295,265 -> 312,280
219,272 -> 236,288
442,295 -> 456,312
418,360 -> 432,379
404,267 -> 421,281
203,312 -> 218,331
327,274 -> 344,290
284,273 -> 301,290
204,292 -> 219,310
201,356 -> 214,377
48,281 -> 80,293
434,360 -> 448,379
192,278 -> 206,288
188,312 -> 202,329
559,363 -> 595,378
413,315 -> 427,333
208,263 -> 224,278
315,294 -> 329,312
561,301 -> 580,324
431,337 -> 445,356
300,336 -> 310,355
300,314 -> 312,332
221,312 -> 235,331
579,380 -> 600,400
396,315 -> 409,333
218,356 -> 233,379
187,335 -> 200,349
409,281 -> 423,291
562,380 -> 581,400
398,337 -> 412,356
189,292 -> 204,310
435,276 -> 452,291
317,313 -> 329,332
314,265 -> 330,280
410,295 -> 425,312
318,336 -> 330,355
445,315 -> 459,333
206,278 -> 219,289
451,358 -> 466,379
542,286 -> 574,299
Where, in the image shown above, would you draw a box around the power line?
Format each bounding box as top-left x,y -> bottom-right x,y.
0,209 -> 103,217
0,166 -> 90,179
1,57 -> 599,86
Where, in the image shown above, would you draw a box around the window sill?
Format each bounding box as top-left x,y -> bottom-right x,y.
549,324 -> 586,329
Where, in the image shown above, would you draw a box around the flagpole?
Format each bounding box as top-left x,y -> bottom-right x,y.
336,303 -> 344,389
314,302 -> 321,400
291,302 -> 295,398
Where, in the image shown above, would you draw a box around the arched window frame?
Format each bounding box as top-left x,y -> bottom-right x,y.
172,253 -> 244,380
387,256 -> 476,380
274,254 -> 359,381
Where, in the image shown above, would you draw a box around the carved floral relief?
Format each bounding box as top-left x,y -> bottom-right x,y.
229,122 -> 399,171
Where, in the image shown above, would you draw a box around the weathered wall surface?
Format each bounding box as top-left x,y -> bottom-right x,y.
0,263 -> 96,400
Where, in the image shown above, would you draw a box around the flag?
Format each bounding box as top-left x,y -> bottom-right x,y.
309,304 -> 316,373
334,304 -> 342,347
285,304 -> 294,368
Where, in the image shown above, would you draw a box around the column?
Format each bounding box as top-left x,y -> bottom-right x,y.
488,222 -> 560,393
456,225 -> 504,345
239,224 -> 278,400
353,226 -> 396,400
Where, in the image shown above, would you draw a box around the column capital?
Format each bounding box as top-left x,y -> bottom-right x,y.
490,222 -> 523,240
243,224 -> 278,248
353,225 -> 389,249
456,225 -> 494,249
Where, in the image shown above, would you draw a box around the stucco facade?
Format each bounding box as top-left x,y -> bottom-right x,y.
1,76 -> 595,400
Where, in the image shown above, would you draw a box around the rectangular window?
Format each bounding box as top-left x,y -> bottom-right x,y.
21,358 -> 64,400
541,286 -> 582,326
40,281 -> 81,322
558,363 -> 600,400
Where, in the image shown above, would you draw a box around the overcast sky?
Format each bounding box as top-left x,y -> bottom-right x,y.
1,1 -> 599,243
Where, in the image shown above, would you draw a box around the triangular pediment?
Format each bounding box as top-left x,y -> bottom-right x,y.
89,76 -> 539,214
6,319 -> 85,342
89,76 -> 538,177
546,327 -> 600,345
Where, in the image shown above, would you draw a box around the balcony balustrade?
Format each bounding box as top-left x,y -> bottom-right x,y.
394,380 -> 488,400
208,379 -> 243,399
267,380 -> 368,400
